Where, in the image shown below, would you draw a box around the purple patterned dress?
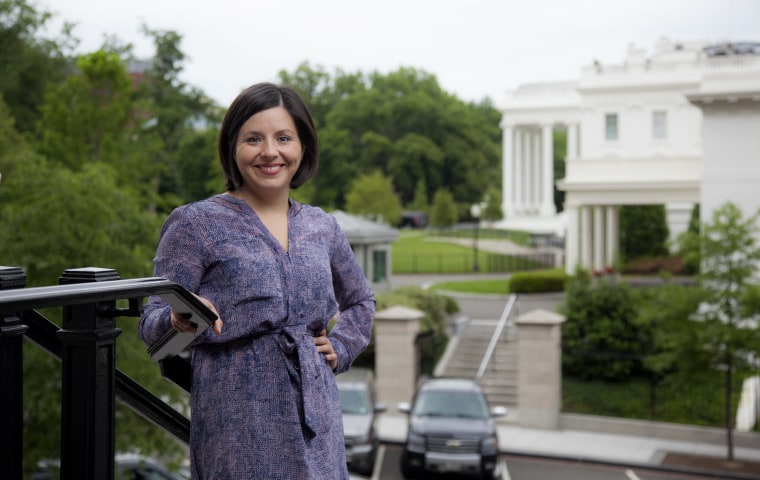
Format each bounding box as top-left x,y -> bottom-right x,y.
138,194 -> 375,479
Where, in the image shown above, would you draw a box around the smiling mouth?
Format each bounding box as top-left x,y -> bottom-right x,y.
257,164 -> 284,173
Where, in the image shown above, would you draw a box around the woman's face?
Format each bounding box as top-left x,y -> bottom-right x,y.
234,106 -> 302,196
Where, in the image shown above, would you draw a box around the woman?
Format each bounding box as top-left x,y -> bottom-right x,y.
139,82 -> 375,479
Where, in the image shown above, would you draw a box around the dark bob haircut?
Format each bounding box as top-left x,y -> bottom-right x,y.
218,82 -> 319,191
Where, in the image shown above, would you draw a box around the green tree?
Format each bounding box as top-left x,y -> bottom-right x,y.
37,50 -> 136,172
0,0 -> 73,133
429,188 -> 457,228
407,178 -> 429,212
344,170 -> 402,226
0,35 -> 195,468
136,26 -> 222,212
620,205 -> 669,262
481,186 -> 503,223
388,133 -> 443,204
319,66 -> 501,209
636,284 -> 705,379
175,127 -> 222,202
307,125 -> 357,208
677,204 -> 702,275
691,202 -> 760,460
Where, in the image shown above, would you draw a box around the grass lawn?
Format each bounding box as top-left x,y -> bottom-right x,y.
392,231 -> 485,274
429,278 -> 511,295
392,230 -> 545,274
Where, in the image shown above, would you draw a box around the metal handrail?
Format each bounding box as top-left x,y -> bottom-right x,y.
0,277 -> 203,314
476,294 -> 517,379
22,309 -> 191,443
0,271 -> 216,480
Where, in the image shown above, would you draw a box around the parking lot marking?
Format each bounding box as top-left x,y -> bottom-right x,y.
502,458 -> 511,480
370,445 -> 385,480
625,469 -> 641,480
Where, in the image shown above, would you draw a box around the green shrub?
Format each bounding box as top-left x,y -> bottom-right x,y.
508,269 -> 567,293
560,274 -> 645,380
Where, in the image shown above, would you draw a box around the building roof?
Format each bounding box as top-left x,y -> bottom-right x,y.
330,210 -> 399,244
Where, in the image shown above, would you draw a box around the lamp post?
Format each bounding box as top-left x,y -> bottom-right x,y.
470,203 -> 482,272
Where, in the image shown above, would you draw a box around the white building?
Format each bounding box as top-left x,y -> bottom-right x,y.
497,37 -> 760,274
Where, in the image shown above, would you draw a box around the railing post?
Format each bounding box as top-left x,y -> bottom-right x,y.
57,267 -> 121,480
0,266 -> 28,480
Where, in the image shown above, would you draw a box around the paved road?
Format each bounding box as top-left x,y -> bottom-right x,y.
361,445 -> 749,480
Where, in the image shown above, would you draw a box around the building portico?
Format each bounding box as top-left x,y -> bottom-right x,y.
498,38 -> 757,274
496,82 -> 581,236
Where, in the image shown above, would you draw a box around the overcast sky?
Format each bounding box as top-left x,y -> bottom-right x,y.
43,0 -> 760,107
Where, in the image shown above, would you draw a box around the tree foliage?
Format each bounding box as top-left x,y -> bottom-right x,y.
560,273 -> 644,380
0,0 -> 73,133
429,188 -> 458,228
619,205 -> 669,261
278,62 -> 502,214
481,186 -> 503,223
692,202 -> 760,460
344,170 -> 402,226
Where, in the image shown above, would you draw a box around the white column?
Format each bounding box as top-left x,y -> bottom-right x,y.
567,123 -> 578,160
533,130 -> 541,213
605,206 -> 619,268
541,124 -> 555,216
514,128 -> 523,215
565,206 -> 579,275
502,124 -> 514,218
580,206 -> 592,271
593,206 -> 605,272
523,129 -> 533,214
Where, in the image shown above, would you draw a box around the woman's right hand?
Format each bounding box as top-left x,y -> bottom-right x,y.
171,295 -> 223,335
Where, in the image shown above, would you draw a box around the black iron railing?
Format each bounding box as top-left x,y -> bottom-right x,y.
0,266 -> 216,480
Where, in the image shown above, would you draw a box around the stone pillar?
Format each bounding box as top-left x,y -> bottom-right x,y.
515,309 -> 566,429
374,305 -> 423,412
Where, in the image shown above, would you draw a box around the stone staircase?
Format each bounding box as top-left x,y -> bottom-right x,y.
438,318 -> 518,409
435,293 -> 565,410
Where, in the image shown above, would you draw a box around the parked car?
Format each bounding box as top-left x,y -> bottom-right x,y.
31,453 -> 185,480
397,377 -> 507,479
336,367 -> 386,476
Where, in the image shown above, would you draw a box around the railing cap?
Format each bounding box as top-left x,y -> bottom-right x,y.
0,266 -> 26,289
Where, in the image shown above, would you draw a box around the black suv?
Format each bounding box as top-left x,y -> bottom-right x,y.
336,367 -> 386,476
398,377 -> 507,479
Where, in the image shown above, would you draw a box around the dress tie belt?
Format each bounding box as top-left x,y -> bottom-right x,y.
273,324 -> 320,439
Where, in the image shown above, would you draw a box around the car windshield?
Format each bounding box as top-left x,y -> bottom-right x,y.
412,390 -> 489,419
339,388 -> 370,414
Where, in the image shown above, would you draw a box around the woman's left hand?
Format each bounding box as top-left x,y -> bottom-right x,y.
314,329 -> 338,370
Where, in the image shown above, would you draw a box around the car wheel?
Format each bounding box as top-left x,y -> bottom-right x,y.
399,454 -> 418,479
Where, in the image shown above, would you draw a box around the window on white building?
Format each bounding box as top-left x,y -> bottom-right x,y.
652,110 -> 667,139
605,113 -> 618,141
